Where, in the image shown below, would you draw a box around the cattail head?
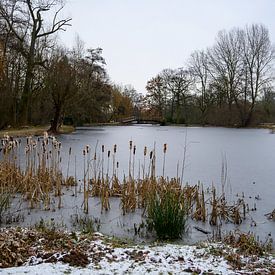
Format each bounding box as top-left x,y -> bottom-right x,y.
102,145 -> 105,153
129,140 -> 132,150
150,151 -> 153,159
144,146 -> 147,156
52,139 -> 58,148
27,136 -> 31,145
133,145 -> 136,155
85,145 -> 90,153
108,150 -> 110,158
163,143 -> 167,153
114,144 -> 117,153
25,145 -> 30,154
94,152 -> 97,160
117,161 -> 119,168
69,147 -> 72,155
43,131 -> 48,139
83,149 -> 86,156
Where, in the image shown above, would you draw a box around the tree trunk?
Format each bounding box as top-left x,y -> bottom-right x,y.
48,105 -> 62,133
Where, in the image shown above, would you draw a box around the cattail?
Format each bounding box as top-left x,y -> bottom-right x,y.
108,150 -> 110,158
25,146 -> 29,154
43,131 -> 48,139
163,143 -> 167,153
133,145 -> 136,155
117,161 -> 119,168
114,144 -> 117,153
32,141 -> 37,148
144,146 -> 147,156
69,147 -> 72,155
150,151 -> 153,159
129,141 -> 133,178
163,143 -> 167,177
27,136 -> 31,145
102,145 -> 105,153
83,149 -> 86,156
85,145 -> 90,153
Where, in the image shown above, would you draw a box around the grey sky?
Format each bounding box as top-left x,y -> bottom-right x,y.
60,0 -> 275,94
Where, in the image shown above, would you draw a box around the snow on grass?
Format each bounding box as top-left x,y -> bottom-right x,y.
2,243 -> 231,274
1,229 -> 274,275
2,239 -> 275,274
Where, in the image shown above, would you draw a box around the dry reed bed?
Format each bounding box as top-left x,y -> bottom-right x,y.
0,134 -> 250,226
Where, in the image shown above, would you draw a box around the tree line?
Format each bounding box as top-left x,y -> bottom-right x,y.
145,24 -> 275,127
0,0 -> 141,132
1,1 -> 274,131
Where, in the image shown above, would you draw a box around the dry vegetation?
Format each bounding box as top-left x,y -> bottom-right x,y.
0,135 -> 274,272
0,135 -> 257,240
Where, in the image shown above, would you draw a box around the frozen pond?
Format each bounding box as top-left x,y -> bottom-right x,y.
2,125 -> 275,243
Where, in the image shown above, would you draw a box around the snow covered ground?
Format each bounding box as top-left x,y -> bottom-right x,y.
1,230 -> 274,275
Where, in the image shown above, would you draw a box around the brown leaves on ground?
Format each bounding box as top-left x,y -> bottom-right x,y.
0,227 -> 92,268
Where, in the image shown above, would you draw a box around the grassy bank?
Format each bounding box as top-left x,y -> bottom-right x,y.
0,125 -> 75,138
1,227 -> 274,273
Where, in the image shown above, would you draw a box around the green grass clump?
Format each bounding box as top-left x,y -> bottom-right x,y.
147,188 -> 187,240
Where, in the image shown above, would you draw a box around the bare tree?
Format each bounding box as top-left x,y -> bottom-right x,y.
46,49 -> 76,133
0,0 -> 72,124
162,68 -> 193,123
189,50 -> 212,123
146,75 -> 167,120
241,24 -> 275,126
207,28 -> 244,125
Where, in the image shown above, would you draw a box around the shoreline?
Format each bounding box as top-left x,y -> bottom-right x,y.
0,125 -> 75,138
0,227 -> 274,273
1,123 -> 274,138
81,122 -> 275,129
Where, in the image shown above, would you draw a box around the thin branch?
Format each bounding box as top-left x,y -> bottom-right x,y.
37,5 -> 72,38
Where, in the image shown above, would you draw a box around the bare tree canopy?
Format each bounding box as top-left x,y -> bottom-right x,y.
146,24 -> 275,126
0,0 -> 72,124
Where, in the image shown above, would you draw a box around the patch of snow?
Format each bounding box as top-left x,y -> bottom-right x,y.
1,242 -> 234,275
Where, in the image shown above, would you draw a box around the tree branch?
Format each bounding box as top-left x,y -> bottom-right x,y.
37,6 -> 72,38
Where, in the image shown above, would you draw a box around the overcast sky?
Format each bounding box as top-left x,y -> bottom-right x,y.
60,0 -> 275,94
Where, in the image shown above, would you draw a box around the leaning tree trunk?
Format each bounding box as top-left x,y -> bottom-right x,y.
48,104 -> 62,134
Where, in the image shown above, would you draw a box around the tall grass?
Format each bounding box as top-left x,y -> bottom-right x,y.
147,186 -> 187,239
